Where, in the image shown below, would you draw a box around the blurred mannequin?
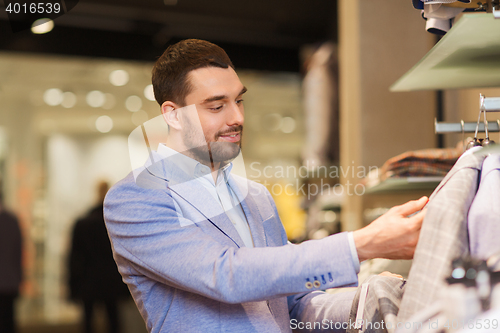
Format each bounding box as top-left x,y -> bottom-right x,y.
69,181 -> 129,333
0,192 -> 22,333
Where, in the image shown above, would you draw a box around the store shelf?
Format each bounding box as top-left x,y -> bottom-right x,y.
390,13 -> 500,91
365,176 -> 443,194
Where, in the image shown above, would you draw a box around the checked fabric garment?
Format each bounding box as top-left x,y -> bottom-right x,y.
349,150 -> 487,333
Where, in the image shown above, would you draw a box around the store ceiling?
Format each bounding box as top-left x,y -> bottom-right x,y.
0,0 -> 337,71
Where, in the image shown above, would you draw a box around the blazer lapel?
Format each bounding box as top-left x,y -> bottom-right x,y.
169,179 -> 245,248
148,155 -> 246,248
228,177 -> 267,248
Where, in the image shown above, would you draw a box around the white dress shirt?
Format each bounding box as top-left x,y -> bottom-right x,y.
157,144 -> 254,247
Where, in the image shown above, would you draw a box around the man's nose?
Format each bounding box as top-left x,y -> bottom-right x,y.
227,102 -> 244,126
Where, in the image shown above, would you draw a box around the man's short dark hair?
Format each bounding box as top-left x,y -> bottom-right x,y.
152,39 -> 234,107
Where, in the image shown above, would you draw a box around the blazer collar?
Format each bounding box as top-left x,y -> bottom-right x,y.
227,176 -> 267,248
430,149 -> 486,200
138,150 -> 265,248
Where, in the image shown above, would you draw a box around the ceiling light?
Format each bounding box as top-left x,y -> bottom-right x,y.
31,18 -> 54,34
86,90 -> 106,108
144,84 -> 155,101
43,88 -> 63,106
61,92 -> 76,108
95,116 -> 113,133
109,70 -> 129,86
125,95 -> 142,112
281,117 -> 296,133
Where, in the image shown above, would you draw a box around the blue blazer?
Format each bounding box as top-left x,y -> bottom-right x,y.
104,152 -> 358,332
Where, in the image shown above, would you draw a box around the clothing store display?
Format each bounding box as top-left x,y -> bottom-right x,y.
104,150 -> 360,333
347,275 -> 406,333
468,154 -> 500,260
0,208 -> 22,333
397,150 -> 485,323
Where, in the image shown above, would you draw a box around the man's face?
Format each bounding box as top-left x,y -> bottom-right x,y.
181,66 -> 246,166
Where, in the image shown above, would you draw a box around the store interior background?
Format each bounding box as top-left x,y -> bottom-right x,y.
1,0 -> 500,332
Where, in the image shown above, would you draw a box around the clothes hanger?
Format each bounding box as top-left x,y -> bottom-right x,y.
481,94 -> 496,147
466,94 -> 497,150
466,94 -> 485,150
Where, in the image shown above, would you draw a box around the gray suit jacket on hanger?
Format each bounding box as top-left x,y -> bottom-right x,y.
396,150 -> 486,324
468,153 -> 500,260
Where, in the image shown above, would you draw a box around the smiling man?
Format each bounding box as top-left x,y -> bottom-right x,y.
103,39 -> 427,333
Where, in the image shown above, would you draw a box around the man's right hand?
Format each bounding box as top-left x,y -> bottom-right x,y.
352,196 -> 428,262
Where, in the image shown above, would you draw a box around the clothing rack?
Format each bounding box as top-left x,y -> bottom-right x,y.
435,119 -> 500,134
435,95 -> 500,134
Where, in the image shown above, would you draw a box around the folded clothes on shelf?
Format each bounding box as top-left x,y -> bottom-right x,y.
379,147 -> 461,180
362,146 -> 463,188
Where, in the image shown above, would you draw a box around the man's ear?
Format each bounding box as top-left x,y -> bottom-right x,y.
161,101 -> 182,130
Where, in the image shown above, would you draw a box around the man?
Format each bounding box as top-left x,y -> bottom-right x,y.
69,181 -> 129,333
0,192 -> 22,333
104,39 -> 427,333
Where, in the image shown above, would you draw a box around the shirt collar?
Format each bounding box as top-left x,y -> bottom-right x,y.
157,143 -> 233,185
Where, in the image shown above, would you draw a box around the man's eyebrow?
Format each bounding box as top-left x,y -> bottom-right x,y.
201,86 -> 247,104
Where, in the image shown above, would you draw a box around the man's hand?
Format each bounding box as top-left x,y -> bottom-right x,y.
353,196 -> 428,261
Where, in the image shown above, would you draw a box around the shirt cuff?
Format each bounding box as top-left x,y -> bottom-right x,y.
347,231 -> 360,273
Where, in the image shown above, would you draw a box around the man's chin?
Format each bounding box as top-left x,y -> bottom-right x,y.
208,142 -> 241,164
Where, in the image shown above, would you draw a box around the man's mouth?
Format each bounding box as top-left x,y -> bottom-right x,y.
218,132 -> 241,143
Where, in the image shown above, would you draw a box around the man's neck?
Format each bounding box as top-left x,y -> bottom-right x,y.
163,140 -> 222,182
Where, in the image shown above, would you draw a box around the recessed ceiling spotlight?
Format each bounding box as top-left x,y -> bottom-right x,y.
281,117 -> 296,133
61,92 -> 77,108
43,88 -> 63,106
31,18 -> 54,34
109,70 -> 129,86
86,90 -> 106,108
144,84 -> 155,101
125,95 -> 142,112
95,115 -> 113,133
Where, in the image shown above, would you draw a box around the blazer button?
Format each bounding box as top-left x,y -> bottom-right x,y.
313,280 -> 321,288
305,282 -> 313,289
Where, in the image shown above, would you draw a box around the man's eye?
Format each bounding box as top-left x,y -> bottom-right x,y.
236,99 -> 244,105
210,105 -> 223,111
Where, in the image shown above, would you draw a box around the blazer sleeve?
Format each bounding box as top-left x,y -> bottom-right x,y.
104,175 -> 358,304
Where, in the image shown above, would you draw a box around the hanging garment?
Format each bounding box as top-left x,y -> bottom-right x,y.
396,150 -> 486,323
347,275 -> 406,333
468,153 -> 500,260
302,42 -> 339,167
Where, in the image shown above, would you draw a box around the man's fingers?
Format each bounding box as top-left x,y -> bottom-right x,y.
408,208 -> 426,228
379,271 -> 403,279
393,196 -> 428,217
